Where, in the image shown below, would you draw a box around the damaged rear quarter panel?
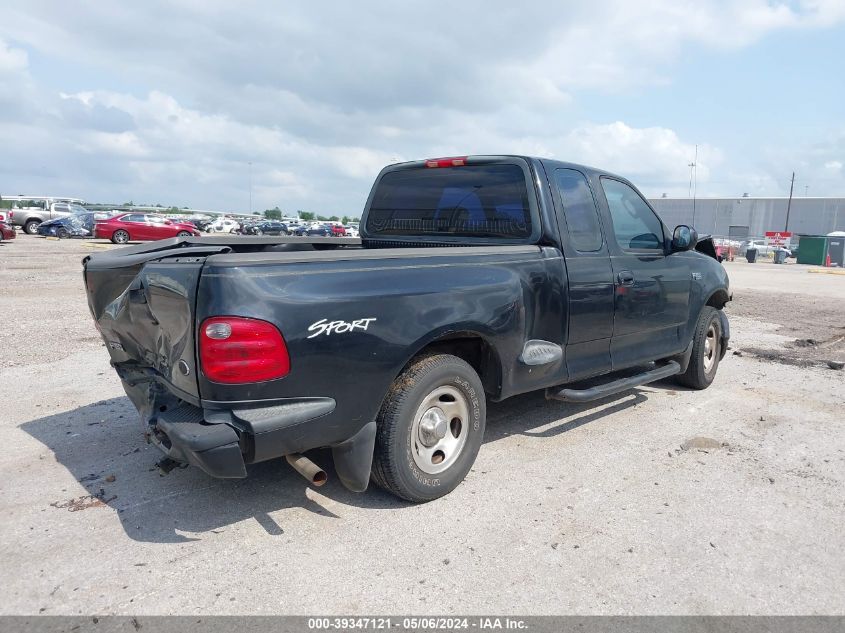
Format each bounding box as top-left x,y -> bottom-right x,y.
85,258 -> 204,404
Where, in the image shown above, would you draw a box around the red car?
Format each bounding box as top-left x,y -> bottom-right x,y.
94,213 -> 200,244
0,220 -> 16,242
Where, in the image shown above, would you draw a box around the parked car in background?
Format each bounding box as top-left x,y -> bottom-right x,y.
740,239 -> 791,258
177,218 -> 208,232
37,212 -> 114,239
0,220 -> 15,242
242,221 -> 289,236
305,223 -> 340,237
292,224 -> 311,236
208,218 -> 241,233
94,213 -> 200,244
344,225 -> 360,238
8,201 -> 89,234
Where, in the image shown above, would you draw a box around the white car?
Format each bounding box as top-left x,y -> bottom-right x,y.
344,225 -> 360,237
208,218 -> 241,233
740,239 -> 791,257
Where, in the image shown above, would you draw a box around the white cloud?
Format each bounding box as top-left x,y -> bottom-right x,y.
0,2 -> 844,212
560,122 -> 721,185
0,37 -> 27,74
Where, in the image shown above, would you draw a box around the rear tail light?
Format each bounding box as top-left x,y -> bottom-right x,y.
425,156 -> 467,168
199,316 -> 290,384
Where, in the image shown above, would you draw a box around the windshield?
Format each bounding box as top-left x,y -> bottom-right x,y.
366,163 -> 532,239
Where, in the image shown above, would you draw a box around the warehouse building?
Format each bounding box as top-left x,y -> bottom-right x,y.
648,196 -> 845,239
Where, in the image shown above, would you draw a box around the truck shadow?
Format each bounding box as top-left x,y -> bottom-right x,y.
20,385 -> 658,544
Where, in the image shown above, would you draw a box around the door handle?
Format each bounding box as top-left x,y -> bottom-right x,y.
617,270 -> 635,286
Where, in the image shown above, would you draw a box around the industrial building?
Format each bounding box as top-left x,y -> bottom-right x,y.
648,196 -> 845,239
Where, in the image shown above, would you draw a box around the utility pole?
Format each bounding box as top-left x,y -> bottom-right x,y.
804,185 -> 809,197
785,171 -> 795,231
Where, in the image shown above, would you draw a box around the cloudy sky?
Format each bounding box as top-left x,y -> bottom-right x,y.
1,1 -> 844,216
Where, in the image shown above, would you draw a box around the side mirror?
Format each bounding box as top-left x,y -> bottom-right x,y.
672,225 -> 698,251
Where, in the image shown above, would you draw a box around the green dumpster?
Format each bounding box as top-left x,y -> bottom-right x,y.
796,236 -> 829,266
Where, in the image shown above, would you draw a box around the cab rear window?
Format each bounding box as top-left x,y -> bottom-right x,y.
366,164 -> 532,238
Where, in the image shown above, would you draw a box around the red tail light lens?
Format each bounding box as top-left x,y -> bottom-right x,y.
199,316 -> 290,384
425,156 -> 467,168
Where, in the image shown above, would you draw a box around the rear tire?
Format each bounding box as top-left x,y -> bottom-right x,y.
676,307 -> 722,390
24,220 -> 40,235
371,354 -> 486,502
112,229 -> 130,244
56,228 -> 69,239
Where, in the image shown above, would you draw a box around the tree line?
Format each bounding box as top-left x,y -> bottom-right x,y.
261,207 -> 357,224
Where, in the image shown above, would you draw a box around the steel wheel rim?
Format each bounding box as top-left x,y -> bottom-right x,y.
703,323 -> 718,373
410,385 -> 470,475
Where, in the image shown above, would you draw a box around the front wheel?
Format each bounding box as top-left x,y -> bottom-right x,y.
111,229 -> 130,244
56,228 -> 69,239
176,230 -> 192,237
371,354 -> 486,502
676,306 -> 722,389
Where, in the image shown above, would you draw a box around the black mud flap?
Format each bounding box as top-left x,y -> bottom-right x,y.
331,421 -> 377,493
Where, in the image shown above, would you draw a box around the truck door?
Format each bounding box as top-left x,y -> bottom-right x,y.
550,168 -> 615,380
596,177 -> 690,368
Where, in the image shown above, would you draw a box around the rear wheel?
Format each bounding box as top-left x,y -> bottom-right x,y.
56,228 -> 69,239
112,229 -> 130,244
676,306 -> 722,389
24,220 -> 40,235
254,228 -> 263,236
371,354 -> 486,502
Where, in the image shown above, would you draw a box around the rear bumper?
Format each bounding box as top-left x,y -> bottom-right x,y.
152,398 -> 336,478
147,398 -> 377,492
152,405 -> 247,478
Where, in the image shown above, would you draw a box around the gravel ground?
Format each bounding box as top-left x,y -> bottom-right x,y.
1,236 -> 843,615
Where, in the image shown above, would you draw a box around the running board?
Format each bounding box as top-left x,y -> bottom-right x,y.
546,361 -> 680,403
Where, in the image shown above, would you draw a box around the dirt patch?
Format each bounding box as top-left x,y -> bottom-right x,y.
727,289 -> 845,367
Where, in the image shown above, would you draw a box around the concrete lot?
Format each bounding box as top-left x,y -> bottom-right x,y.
1,235 -> 843,615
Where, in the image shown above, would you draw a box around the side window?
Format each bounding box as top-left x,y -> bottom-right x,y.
601,178 -> 664,251
554,169 -> 603,252
124,214 -> 145,223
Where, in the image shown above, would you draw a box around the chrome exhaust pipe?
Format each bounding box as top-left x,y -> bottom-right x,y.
285,453 -> 327,487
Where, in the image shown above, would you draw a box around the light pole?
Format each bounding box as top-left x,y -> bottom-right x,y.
688,144 -> 698,227
248,161 -> 253,214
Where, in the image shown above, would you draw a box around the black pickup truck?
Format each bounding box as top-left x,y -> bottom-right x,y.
83,155 -> 730,502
